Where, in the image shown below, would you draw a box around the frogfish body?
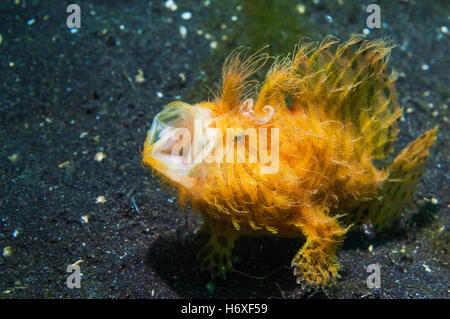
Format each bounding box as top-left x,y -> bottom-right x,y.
142,35 -> 437,286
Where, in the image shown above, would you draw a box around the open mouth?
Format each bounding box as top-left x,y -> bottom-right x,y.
151,126 -> 193,174
145,101 -> 216,188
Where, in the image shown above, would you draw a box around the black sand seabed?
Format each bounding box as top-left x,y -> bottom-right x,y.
0,0 -> 448,298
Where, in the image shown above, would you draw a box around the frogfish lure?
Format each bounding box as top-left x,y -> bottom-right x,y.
142,35 -> 437,286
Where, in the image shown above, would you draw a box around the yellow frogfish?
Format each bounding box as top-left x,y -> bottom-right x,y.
142,35 -> 437,286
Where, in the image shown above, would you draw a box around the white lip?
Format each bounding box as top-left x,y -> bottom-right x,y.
151,127 -> 193,175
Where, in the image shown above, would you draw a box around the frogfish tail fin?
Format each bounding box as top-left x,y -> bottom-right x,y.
349,127 -> 438,231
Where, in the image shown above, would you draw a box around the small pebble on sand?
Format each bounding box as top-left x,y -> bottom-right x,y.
94,152 -> 106,162
179,25 -> 187,39
96,196 -> 106,204
181,12 -> 192,20
3,246 -> 12,257
8,153 -> 19,163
